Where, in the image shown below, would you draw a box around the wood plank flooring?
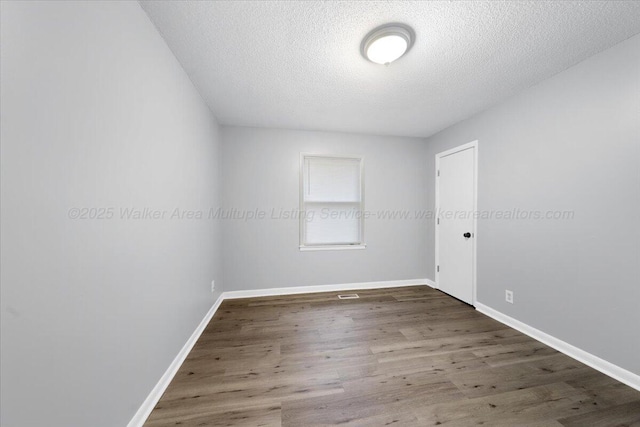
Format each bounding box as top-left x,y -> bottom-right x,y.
144,286 -> 640,426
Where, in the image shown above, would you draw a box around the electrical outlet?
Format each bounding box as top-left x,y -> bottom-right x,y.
505,290 -> 514,304
211,280 -> 215,293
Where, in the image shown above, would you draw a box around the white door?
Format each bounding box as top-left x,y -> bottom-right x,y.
436,142 -> 477,305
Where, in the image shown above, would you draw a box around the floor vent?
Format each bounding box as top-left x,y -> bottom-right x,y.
338,294 -> 359,299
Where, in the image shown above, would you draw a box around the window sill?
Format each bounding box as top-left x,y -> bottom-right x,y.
299,244 -> 366,252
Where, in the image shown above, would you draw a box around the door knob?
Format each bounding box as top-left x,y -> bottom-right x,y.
463,232 -> 471,238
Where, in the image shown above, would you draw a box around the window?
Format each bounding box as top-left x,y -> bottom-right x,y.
300,155 -> 364,250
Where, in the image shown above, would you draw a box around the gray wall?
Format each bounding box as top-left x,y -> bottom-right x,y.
423,34 -> 640,375
0,2 -> 223,426
221,127 -> 429,291
2,2 -> 638,426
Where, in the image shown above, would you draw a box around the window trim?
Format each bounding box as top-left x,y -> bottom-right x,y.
299,153 -> 365,251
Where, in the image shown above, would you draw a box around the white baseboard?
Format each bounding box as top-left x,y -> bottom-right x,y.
475,302 -> 640,392
128,278 -> 435,426
127,293 -> 225,427
222,278 -> 435,299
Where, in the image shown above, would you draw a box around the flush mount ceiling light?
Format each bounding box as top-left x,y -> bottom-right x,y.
361,23 -> 415,65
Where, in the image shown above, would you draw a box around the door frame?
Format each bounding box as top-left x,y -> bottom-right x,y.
434,140 -> 478,306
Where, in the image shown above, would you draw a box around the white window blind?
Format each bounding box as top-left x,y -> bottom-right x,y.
301,155 -> 364,249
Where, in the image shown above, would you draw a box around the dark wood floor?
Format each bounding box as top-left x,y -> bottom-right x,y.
145,286 -> 640,426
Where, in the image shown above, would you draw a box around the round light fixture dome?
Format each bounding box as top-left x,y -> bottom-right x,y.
361,23 -> 414,65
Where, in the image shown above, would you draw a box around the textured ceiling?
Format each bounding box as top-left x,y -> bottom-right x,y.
140,1 -> 640,138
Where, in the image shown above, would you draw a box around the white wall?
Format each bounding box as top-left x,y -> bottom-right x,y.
0,2 -> 222,426
221,127 -> 429,291
423,34 -> 640,375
